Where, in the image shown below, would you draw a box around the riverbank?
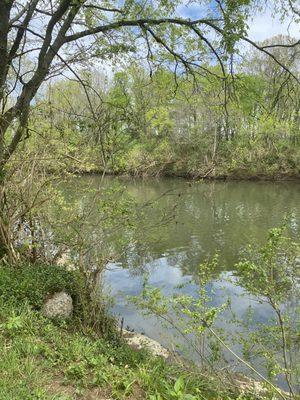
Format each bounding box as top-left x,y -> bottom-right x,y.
68,165 -> 300,182
0,262 -> 281,400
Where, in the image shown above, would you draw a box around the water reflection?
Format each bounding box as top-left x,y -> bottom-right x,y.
61,176 -> 299,386
62,177 -> 300,272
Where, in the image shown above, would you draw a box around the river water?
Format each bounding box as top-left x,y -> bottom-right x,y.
62,176 -> 300,386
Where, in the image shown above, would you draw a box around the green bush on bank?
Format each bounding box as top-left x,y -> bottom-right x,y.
0,263 -> 81,310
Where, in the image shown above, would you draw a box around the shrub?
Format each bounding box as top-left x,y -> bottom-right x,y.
0,262 -> 81,310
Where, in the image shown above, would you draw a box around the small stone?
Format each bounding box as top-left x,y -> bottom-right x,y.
42,291 -> 73,319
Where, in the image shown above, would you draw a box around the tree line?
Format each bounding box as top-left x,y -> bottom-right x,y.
27,35 -> 300,179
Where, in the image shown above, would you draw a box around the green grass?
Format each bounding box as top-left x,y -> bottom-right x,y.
0,264 -> 274,400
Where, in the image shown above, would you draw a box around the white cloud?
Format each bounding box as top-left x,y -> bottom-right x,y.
247,8 -> 300,42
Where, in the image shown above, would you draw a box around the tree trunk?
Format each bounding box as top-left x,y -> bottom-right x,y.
0,175 -> 18,263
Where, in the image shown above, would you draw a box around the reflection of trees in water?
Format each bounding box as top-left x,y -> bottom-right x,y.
58,177 -> 300,279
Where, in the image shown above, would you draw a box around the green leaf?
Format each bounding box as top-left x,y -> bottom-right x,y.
174,376 -> 185,393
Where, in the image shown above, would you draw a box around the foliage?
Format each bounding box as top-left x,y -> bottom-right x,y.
131,228 -> 300,398
0,2 -> 299,398
234,228 -> 300,394
0,284 -> 264,400
26,58 -> 300,180
0,263 -> 80,310
235,227 -> 299,301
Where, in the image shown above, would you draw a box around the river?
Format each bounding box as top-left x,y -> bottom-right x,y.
60,176 -> 300,388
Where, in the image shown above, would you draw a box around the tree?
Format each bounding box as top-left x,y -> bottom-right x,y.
1,0 -> 300,174
0,0 -> 300,257
242,35 -> 300,119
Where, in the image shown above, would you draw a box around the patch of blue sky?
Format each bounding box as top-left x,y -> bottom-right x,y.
176,0 -> 299,41
176,2 -> 214,19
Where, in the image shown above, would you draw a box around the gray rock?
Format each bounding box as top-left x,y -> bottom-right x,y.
122,330 -> 170,359
42,291 -> 73,319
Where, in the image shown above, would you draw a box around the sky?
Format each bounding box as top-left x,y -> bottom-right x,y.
37,1 -> 300,87
177,1 -> 300,42
248,9 -> 300,41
